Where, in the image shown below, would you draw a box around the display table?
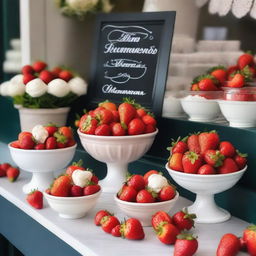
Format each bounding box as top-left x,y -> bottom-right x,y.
0,142 -> 249,256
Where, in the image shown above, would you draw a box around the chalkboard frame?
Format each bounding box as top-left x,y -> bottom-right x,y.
87,11 -> 176,116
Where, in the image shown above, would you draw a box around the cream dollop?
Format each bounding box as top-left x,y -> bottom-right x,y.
68,77 -> 88,96
47,79 -> 70,97
32,125 -> 49,144
25,78 -> 47,97
147,174 -> 168,193
72,170 -> 93,187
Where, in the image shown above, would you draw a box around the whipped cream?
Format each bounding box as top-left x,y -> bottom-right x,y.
47,79 -> 70,97
32,125 -> 49,144
72,170 -> 93,187
148,174 -> 168,193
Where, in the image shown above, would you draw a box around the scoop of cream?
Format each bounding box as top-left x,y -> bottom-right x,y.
147,174 -> 168,193
72,170 -> 93,187
32,125 -> 49,144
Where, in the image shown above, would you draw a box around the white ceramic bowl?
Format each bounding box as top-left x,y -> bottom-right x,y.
114,192 -> 179,226
166,164 -> 247,223
78,129 -> 158,193
44,190 -> 101,219
8,144 -> 77,194
218,100 -> 256,127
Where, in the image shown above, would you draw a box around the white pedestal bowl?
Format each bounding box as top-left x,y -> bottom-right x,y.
78,129 -> 158,193
166,164 -> 247,223
8,144 -> 77,194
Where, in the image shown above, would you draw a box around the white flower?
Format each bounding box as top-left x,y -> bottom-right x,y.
72,170 -> 93,187
25,78 -> 47,97
66,0 -> 99,11
148,174 -> 168,193
47,79 -> 70,97
10,74 -> 24,85
68,77 -> 88,96
0,81 -> 11,96
8,82 -> 25,97
32,125 -> 49,143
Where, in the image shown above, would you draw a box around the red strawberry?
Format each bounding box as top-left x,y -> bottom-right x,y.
34,143 -> 45,150
54,132 -> 68,148
182,151 -> 203,174
91,175 -> 99,184
218,158 -> 239,174
174,233 -> 198,256
127,174 -> 145,191
79,116 -> 98,135
227,65 -> 239,77
227,73 -> 245,88
145,124 -> 156,133
198,78 -> 219,91
23,73 -> 36,84
111,225 -> 121,237
211,68 -> 227,84
99,100 -> 117,111
70,185 -> 83,197
187,134 -> 200,154
10,140 -> 20,148
118,102 -> 137,126
172,208 -> 196,231
33,61 -> 47,72
191,83 -> 199,91
239,237 -> 247,251
156,222 -> 180,244
204,150 -> 225,168
58,70 -> 73,82
143,170 -> 159,185
219,141 -> 235,157
39,70 -> 54,84
0,163 -> 11,171
121,218 -> 145,240
26,190 -> 43,209
18,132 -> 35,149
128,118 -> 145,135
168,153 -> 183,172
83,184 -> 101,195
142,114 -> 157,126
159,185 -> 176,201
136,189 -> 155,203
94,210 -> 112,226
111,122 -> 126,136
136,108 -> 147,118
95,108 -> 114,125
50,175 -> 72,197
58,126 -> 73,139
198,131 -> 220,154
243,224 -> 256,256
234,150 -> 247,169
197,164 -> 216,174
0,165 -> 7,177
51,67 -> 62,77
6,167 -> 20,182
151,211 -> 172,230
101,215 -> 120,234
170,136 -> 188,154
216,233 -> 240,256
45,136 -> 57,149
44,124 -> 58,136
22,65 -> 34,75
111,110 -> 120,122
118,185 -> 137,202
95,124 -> 111,136
238,53 -> 254,69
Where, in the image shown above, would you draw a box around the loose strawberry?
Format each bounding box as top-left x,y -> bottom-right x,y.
6,167 -> 20,182
18,132 -> 35,149
218,158 -> 239,174
118,101 -> 137,126
34,143 -> 45,150
239,237 -> 247,251
238,53 -> 254,69
219,141 -> 236,157
204,150 -> 225,168
216,233 -> 240,256
0,165 -> 7,177
168,153 -> 184,172
99,100 -> 117,111
128,118 -> 145,135
95,124 -> 111,136
169,136 -> 188,154
44,124 -> 58,136
95,210 -> 112,226
58,70 -> 73,82
156,222 -> 180,244
187,134 -> 200,154
234,150 -> 247,169
243,224 -> 256,256
227,73 -> 245,88
121,218 -> 145,240
118,185 -> 137,202
172,208 -> 196,231
136,189 -> 155,203
45,136 -> 57,149
158,185 -> 176,201
111,225 -> 121,237
0,163 -> 11,171
127,174 -> 145,191
101,215 -> 120,234
174,233 -> 198,256
22,65 -> 34,75
143,170 -> 159,185
142,114 -> 157,126
152,211 -> 172,230
83,184 -> 101,195
26,190 -> 43,209
198,77 -> 219,91
39,70 -> 54,84
50,175 -> 72,197
111,122 -> 126,136
10,140 -> 20,148
197,164 -> 216,174
182,151 -> 203,174
70,185 -> 83,197
33,61 -> 47,72
198,131 -> 220,154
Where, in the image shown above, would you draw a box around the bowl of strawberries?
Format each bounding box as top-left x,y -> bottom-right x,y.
44,166 -> 101,219
77,99 -> 158,193
114,170 -> 179,226
8,124 -> 76,194
166,131 -> 247,223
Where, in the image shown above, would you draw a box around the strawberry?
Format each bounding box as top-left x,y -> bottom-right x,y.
204,150 -> 225,168
239,237 -> 247,251
58,70 -> 73,82
234,150 -> 247,169
23,73 -> 36,84
54,132 -> 68,148
94,210 -> 112,226
99,100 -> 117,111
51,66 -> 62,77
33,61 -> 47,72
143,170 -> 159,185
190,83 -> 199,91
219,141 -> 235,157
0,163 -> 11,171
118,185 -> 137,202
227,65 -> 239,77
45,136 -> 57,149
187,134 -> 200,154
118,101 -> 137,126
198,77 -> 219,91
227,73 -> 245,88
26,190 -> 43,209
156,222 -> 180,244
136,189 -> 155,203
170,136 -> 188,154
145,124 -> 156,133
50,175 -> 72,197
197,164 -> 216,174
18,132 -> 35,149
34,143 -> 45,150
218,158 -> 239,174
79,116 -> 98,135
22,65 -> 34,75
127,174 -> 145,191
238,53 -> 254,69
198,131 -> 220,154
101,215 -> 120,234
95,124 -> 111,136
44,124 -> 58,136
111,122 -> 126,136
120,218 -> 145,240
216,233 -> 240,256
210,67 -> 227,84
91,175 -> 99,184
142,114 -> 157,126
174,233 -> 198,256
243,224 -> 256,256
66,160 -> 85,177
136,108 -> 147,118
182,151 -> 203,174
58,126 -> 73,139
159,185 -> 176,201
95,108 -> 114,125
152,211 -> 172,230
70,185 -> 83,197
6,167 -> 20,182
168,153 -> 183,172
10,140 -> 20,148
83,184 -> 101,195
111,224 -> 121,237
112,110 -> 120,122
39,70 -> 54,84
0,165 -> 7,177
172,208 -> 196,231
128,118 -> 145,135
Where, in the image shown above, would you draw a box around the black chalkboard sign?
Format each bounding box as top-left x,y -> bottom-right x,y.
87,11 -> 176,115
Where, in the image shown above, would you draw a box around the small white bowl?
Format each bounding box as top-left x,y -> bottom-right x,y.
218,100 -> 256,127
44,190 -> 102,219
114,192 -> 179,226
